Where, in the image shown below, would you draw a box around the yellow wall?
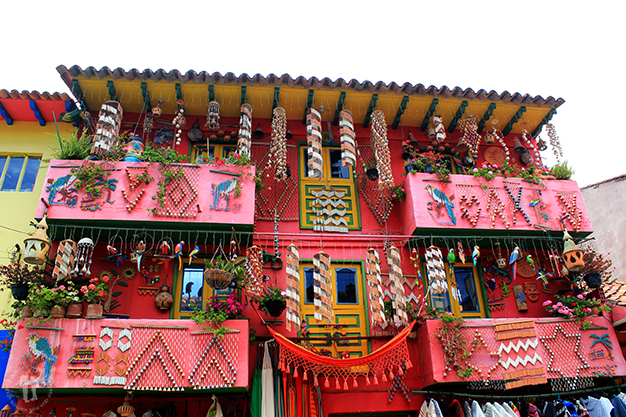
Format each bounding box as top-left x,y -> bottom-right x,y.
0,121 -> 74,316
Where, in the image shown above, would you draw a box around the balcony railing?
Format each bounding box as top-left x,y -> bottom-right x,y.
3,318 -> 248,392
401,173 -> 592,235
36,160 -> 255,230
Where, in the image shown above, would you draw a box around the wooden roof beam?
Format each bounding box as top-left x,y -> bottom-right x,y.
302,89 -> 314,124
477,103 -> 497,133
532,108 -> 557,137
29,100 -> 46,126
392,95 -> 409,130
502,106 -> 527,136
106,80 -> 117,101
362,93 -> 378,128
208,85 -> 215,103
0,101 -> 13,125
332,91 -> 346,126
141,82 -> 151,113
176,83 -> 183,109
420,98 -> 439,131
448,100 -> 468,133
272,87 -> 280,113
240,86 -> 247,105
71,79 -> 88,112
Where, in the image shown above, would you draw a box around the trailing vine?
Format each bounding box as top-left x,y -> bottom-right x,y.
434,315 -> 476,379
70,161 -> 117,201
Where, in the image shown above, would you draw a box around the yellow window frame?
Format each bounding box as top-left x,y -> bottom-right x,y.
190,143 -> 239,164
424,262 -> 487,318
298,145 -> 360,230
0,153 -> 42,192
298,261 -> 370,358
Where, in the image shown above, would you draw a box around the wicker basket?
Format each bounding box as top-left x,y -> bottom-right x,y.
204,268 -> 234,290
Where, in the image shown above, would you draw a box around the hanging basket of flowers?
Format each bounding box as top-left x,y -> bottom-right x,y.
253,286 -> 287,318
0,263 -> 50,301
204,255 -> 245,291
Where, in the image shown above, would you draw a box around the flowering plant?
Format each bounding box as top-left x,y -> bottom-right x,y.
0,263 -> 50,287
579,249 -> 614,283
37,281 -> 80,307
543,294 -> 608,320
403,152 -> 450,181
79,276 -> 108,304
0,318 -> 16,353
191,292 -> 244,338
390,185 -> 406,201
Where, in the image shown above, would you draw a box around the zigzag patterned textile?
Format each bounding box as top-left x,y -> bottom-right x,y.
386,244 -> 408,326
425,246 -> 448,295
285,244 -> 301,332
307,108 -> 323,179
366,248 -> 387,329
313,251 -> 333,323
237,104 -> 252,158
339,110 -> 356,167
53,239 -> 76,281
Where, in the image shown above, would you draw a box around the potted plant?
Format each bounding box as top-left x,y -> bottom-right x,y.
27,284 -> 55,318
0,263 -> 49,301
390,185 -> 406,201
543,293 -> 610,328
549,160 -> 575,180
253,286 -> 287,318
40,282 -> 80,318
191,292 -> 244,338
579,248 -> 614,289
204,255 -> 245,291
362,158 -> 379,181
79,276 -> 108,317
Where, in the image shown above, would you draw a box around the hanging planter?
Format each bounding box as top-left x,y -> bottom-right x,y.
262,299 -> 287,318
10,283 -> 29,300
584,273 -> 603,289
366,168 -> 379,181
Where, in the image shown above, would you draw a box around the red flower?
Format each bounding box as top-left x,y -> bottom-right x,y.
18,324 -> 24,330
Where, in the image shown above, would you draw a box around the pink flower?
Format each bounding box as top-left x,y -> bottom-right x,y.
40,285 -> 45,289
59,285 -> 66,290
488,171 -> 493,175
577,294 -> 584,299
99,290 -> 105,297
51,288 -> 57,292
542,300 -> 552,307
401,188 -> 405,192
36,289 -> 40,293
88,284 -> 96,290
473,168 -> 479,173
81,286 -> 88,293
102,275 -> 110,283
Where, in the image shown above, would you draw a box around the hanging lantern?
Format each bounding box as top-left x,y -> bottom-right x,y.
513,137 -> 526,154
562,230 -> 585,272
483,133 -> 495,144
23,215 -> 51,265
520,151 -> 533,167
73,237 -> 94,278
205,101 -> 220,131
10,410 -> 24,417
237,104 -> 253,158
495,242 -> 507,269
151,99 -> 163,117
1,406 -> 12,417
117,395 -> 135,417
123,135 -> 144,162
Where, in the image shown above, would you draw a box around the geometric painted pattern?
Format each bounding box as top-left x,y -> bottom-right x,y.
188,331 -> 239,389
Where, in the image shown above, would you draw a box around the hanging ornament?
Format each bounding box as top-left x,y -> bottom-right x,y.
562,230 -> 585,272
237,104 -> 253,158
491,128 -> 510,162
313,251 -> 333,324
521,130 -> 541,168
339,110 -> 356,167
370,110 -> 394,190
366,248 -> 387,329
545,124 -> 563,163
23,215 -> 51,265
173,100 -> 186,146
53,239 -> 76,281
268,107 -> 288,181
285,244 -> 301,332
130,233 -> 152,272
72,237 -> 94,278
457,115 -> 481,154
457,242 -> 466,264
433,114 -> 446,143
386,243 -> 408,326
307,107 -> 324,179
151,99 -> 163,117
205,101 -> 220,131
494,242 -> 507,269
91,101 -> 123,157
244,246 -> 263,298
425,246 -> 448,295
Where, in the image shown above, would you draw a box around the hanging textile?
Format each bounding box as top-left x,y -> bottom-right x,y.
270,321 -> 414,390
458,116 -> 481,154
207,395 -> 224,417
261,341 -> 275,417
370,110 -> 394,190
313,251 -> 333,324
339,110 -> 356,167
268,107 -> 288,181
366,248 -> 387,329
272,343 -> 286,417
425,246 -> 448,295
245,246 -> 264,298
237,103 -> 253,158
386,244 -> 409,326
53,239 -> 76,281
433,114 -> 446,143
307,108 -> 323,179
250,345 -> 263,417
285,244 -> 301,332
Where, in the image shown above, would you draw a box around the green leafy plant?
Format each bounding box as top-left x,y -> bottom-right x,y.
434,315 -> 476,379
579,249 -> 614,283
550,160 -> 575,180
252,286 -> 286,315
79,275 -> 108,304
191,292 -> 244,338
38,281 -> 80,307
48,128 -> 92,160
543,293 -> 609,319
205,255 -> 246,282
390,185 -> 406,201
70,161 -> 114,198
0,263 -> 49,287
404,152 -> 450,181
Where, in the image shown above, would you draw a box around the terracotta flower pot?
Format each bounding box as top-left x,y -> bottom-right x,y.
86,303 -> 103,318
10,283 -> 29,301
21,305 -> 33,318
50,305 -> 66,319
66,303 -> 83,318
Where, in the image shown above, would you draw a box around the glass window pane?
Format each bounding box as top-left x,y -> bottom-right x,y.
19,157 -> 41,192
179,267 -> 204,312
0,156 -> 6,178
335,268 -> 357,304
329,149 -> 350,179
453,266 -> 480,313
222,147 -> 237,158
193,145 -> 215,163
1,157 -> 24,191
302,148 -> 311,178
304,267 -> 314,304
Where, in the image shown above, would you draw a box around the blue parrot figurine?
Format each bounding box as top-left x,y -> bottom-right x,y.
425,185 -> 456,225
509,246 -> 520,280
28,334 -> 58,386
175,241 -> 185,270
188,245 -> 200,265
472,246 -> 480,267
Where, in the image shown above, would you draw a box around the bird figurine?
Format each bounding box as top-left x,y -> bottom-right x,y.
457,242 -> 466,264
425,185 -> 456,225
472,246 -> 480,267
188,245 -> 200,265
28,334 -> 58,387
175,241 -> 185,270
159,240 -> 172,257
107,245 -> 124,267
135,240 -> 146,272
526,254 -> 535,270
447,248 -> 456,264
509,246 -> 520,281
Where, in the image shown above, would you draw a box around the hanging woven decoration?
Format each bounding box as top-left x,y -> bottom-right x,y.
339,110 -> 356,167
425,246 -> 447,295
53,239 -> 77,281
237,103 -> 253,158
370,110 -> 394,190
267,107 -> 288,181
433,114 -> 446,143
307,107 -> 323,179
386,244 -> 409,326
244,246 -> 263,298
285,244 -> 301,332
72,237 -> 95,278
545,124 -> 563,163
205,101 -> 220,131
91,100 -> 123,157
271,321 -> 413,389
366,248 -> 387,329
173,101 -> 186,146
313,251 -> 333,324
457,115 -> 481,154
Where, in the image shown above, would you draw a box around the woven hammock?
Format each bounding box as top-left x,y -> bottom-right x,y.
270,322 -> 414,390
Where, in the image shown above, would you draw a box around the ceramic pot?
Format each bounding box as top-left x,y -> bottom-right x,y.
366,168 -> 379,181
263,300 -> 286,318
155,285 -> 174,311
86,303 -> 103,318
404,164 -> 419,174
10,283 -> 29,301
66,303 -> 83,318
584,273 -> 603,289
21,306 -> 33,318
50,305 -> 66,319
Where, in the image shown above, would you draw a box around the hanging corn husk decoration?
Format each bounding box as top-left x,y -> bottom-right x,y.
370,110 -> 394,190
313,251 -> 333,323
307,107 -> 323,179
457,115 -> 481,154
267,107 -> 288,181
366,248 -> 387,329
244,246 -> 263,298
285,244 -> 301,332
425,246 -> 448,295
237,104 -> 253,158
91,101 -> 123,157
53,239 -> 76,281
433,114 -> 446,143
386,244 -> 408,326
339,110 -> 356,167
205,101 -> 220,131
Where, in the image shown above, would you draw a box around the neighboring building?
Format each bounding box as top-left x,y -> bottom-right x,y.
581,174 -> 626,282
2,65 -> 624,416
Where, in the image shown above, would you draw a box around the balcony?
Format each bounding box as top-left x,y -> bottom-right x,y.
416,316 -> 625,389
3,318 -> 248,393
401,173 -> 592,236
35,160 -> 256,232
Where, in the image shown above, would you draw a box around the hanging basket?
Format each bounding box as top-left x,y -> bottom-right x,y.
204,268 -> 233,290
10,283 -> 29,300
584,273 -> 603,289
262,299 -> 287,318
